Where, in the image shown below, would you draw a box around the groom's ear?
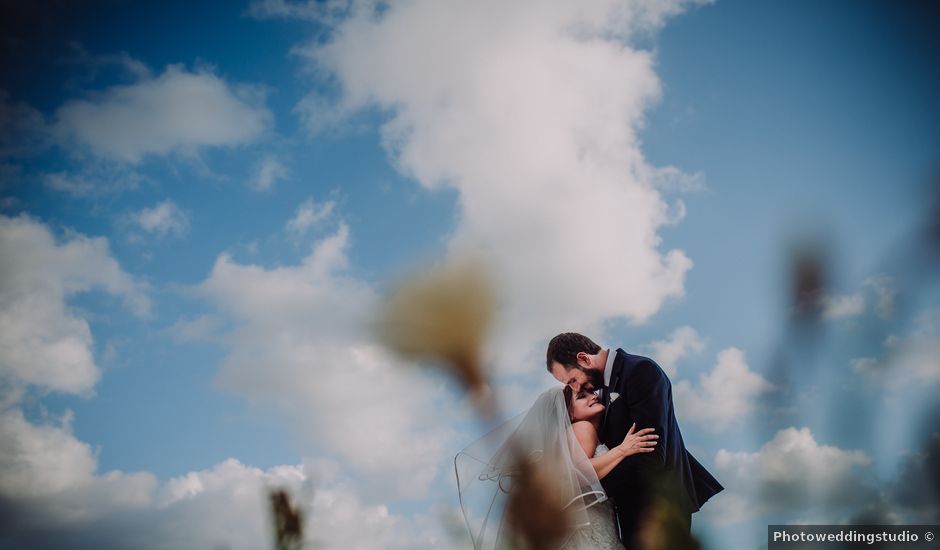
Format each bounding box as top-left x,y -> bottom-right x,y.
575,351 -> 590,366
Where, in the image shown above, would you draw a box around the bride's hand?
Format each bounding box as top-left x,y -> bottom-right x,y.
615,423 -> 658,457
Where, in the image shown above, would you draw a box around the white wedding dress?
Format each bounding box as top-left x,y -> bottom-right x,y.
456,388 -> 622,550
562,443 -> 621,549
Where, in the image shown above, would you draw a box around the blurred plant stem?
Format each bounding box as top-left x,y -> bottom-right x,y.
636,497 -> 701,550
504,452 -> 574,550
269,488 -> 304,550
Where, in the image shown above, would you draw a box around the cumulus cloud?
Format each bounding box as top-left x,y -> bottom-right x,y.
0,409 -> 156,516
702,427 -> 874,525
822,293 -> 865,320
0,407 -> 452,549
850,309 -> 940,388
247,0 -> 351,23
199,222 -> 458,498
248,154 -> 289,191
58,41 -> 153,87
889,432 -> 940,521
648,165 -> 706,194
0,89 -> 49,157
642,325 -> 706,377
128,200 -> 190,239
297,0 -> 709,368
164,314 -> 227,344
285,197 -> 335,236
0,408 -> 103,500
865,275 -> 896,320
0,214 -> 149,397
43,164 -> 145,197
294,90 -> 362,136
52,63 -> 271,163
0,212 -> 453,546
43,172 -> 97,197
673,347 -> 773,431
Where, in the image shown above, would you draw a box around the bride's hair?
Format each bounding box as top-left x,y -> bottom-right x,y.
562,385 -> 576,422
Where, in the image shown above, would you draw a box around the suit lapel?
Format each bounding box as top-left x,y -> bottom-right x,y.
601,349 -> 625,435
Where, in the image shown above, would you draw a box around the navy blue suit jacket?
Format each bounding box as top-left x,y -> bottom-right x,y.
599,349 -> 723,515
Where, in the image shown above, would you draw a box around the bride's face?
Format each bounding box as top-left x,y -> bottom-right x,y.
569,389 -> 604,421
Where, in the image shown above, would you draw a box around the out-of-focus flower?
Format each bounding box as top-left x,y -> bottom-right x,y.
375,258 -> 496,399
504,454 -> 573,550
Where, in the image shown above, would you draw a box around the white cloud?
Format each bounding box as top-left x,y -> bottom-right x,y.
43,164 -> 144,197
642,325 -> 706,377
702,427 -> 874,525
0,407 -> 454,549
164,314 -> 226,344
849,356 -> 880,381
246,0 -> 351,23
285,197 -> 335,236
52,63 -> 271,163
889,433 -> 940,521
0,214 -> 149,396
306,480 -> 465,550
0,408 -> 103,500
248,155 -> 289,191
129,200 -> 190,238
43,172 -> 97,197
811,276 -> 895,321
850,309 -> 940,387
199,223 -> 459,498
299,0 -> 707,368
0,408 -> 158,533
0,89 -> 48,157
647,166 -> 704,226
648,165 -> 706,194
673,347 -> 773,431
151,458 -> 458,550
864,275 -> 896,320
294,91 -> 360,136
821,293 -> 865,320
59,42 -> 153,86
0,214 -> 455,545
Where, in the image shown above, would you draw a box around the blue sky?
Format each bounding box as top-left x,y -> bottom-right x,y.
1,1 -> 938,548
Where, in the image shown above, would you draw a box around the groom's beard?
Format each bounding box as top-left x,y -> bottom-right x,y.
577,366 -> 605,393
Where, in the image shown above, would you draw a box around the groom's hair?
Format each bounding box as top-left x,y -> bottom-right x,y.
546,332 -> 601,372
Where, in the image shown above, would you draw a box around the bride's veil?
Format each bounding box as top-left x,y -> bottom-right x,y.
454,386 -> 607,549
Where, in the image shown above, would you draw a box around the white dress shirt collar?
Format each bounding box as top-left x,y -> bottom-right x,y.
603,347 -> 615,388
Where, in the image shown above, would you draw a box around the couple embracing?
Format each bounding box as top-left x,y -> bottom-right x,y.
457,332 -> 723,549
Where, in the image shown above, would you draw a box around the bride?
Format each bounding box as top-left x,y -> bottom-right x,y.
456,386 -> 657,549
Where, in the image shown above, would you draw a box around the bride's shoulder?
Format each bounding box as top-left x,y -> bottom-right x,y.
571,421 -> 599,456
571,420 -> 598,439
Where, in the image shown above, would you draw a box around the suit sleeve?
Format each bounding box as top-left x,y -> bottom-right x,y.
603,360 -> 671,487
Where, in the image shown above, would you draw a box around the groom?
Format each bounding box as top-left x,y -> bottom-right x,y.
547,332 -> 722,548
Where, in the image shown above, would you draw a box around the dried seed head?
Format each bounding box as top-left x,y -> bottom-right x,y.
376,258 -> 496,396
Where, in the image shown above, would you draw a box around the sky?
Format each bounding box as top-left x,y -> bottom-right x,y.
1,0 -> 939,548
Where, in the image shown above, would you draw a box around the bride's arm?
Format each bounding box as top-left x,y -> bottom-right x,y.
572,421 -> 657,480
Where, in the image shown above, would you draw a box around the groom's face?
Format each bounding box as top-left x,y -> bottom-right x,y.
550,359 -> 604,393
